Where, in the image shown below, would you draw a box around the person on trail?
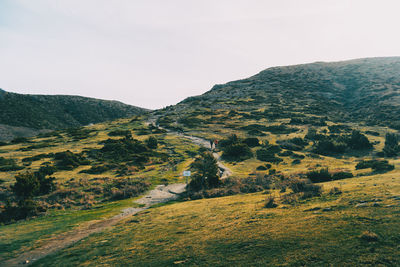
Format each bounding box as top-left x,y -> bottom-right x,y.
214,139 -> 219,148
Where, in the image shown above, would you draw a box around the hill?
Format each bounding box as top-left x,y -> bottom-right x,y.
0,89 -> 147,140
158,57 -> 400,130
1,58 -> 400,266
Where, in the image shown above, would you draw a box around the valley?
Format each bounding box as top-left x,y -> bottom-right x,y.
1,57 -> 400,266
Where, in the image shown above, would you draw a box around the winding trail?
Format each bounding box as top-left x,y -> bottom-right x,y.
3,184 -> 186,267
4,121 -> 233,266
174,133 -> 232,179
148,118 -> 232,179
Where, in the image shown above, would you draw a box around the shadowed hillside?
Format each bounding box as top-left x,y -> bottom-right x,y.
0,89 -> 147,134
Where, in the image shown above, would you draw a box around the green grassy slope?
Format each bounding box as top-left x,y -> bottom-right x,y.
158,57 -> 400,129
0,89 -> 147,135
32,172 -> 400,266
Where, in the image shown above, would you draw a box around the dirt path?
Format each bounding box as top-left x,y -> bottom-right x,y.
178,133 -> 232,179
3,184 -> 186,267
147,119 -> 232,179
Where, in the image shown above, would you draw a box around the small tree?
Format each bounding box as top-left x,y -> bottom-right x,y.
11,172 -> 40,199
383,133 -> 400,157
189,152 -> 220,191
347,130 -> 372,150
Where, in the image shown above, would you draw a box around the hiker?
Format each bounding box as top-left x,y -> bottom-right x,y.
214,139 -> 219,148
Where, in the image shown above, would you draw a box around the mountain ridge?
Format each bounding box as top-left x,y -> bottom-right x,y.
162,57 -> 400,130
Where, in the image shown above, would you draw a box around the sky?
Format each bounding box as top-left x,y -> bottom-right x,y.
1,0 -> 400,109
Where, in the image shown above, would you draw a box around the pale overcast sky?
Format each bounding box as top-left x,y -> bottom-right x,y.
1,0 -> 400,109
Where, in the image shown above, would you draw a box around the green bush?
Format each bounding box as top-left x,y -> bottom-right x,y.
108,129 -> 131,137
243,137 -> 260,147
355,160 -> 394,172
219,135 -> 253,162
346,130 -> 372,150
0,157 -> 24,172
331,171 -> 353,180
306,168 -> 332,183
54,150 -> 90,170
222,143 -> 253,162
80,165 -> 113,174
11,172 -> 40,199
312,139 -> 347,155
256,146 -> 282,163
382,133 -> 400,157
288,179 -> 322,198
188,152 -> 220,191
146,136 -> 158,149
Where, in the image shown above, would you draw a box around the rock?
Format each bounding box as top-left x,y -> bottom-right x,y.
23,260 -> 30,264
355,202 -> 368,207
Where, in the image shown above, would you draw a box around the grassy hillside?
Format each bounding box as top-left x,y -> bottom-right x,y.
0,89 -> 147,139
32,171 -> 400,266
157,57 -> 400,129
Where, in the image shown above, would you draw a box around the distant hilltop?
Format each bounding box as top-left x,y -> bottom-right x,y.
0,89 -> 147,140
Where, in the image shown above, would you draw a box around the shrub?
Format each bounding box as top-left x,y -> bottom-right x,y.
256,148 -> 282,163
346,130 -> 372,150
281,193 -> 298,205
243,137 -> 260,147
0,157 -> 24,172
288,179 -> 322,198
264,125 -> 298,134
108,129 -> 131,137
11,172 -> 40,199
98,137 -> 149,165
264,195 -> 278,208
360,231 -> 379,242
256,165 -> 268,170
222,143 -> 253,161
219,135 -> 253,162
306,168 -> 332,183
80,165 -> 112,174
104,179 -> 150,200
312,139 -> 347,155
54,150 -> 90,170
22,153 -> 53,163
305,128 -> 324,140
146,136 -> 158,149
278,150 -> 293,157
331,171 -> 353,180
278,137 -> 308,151
382,133 -> 400,157
188,152 -> 220,191
66,128 -> 93,140
11,137 -> 29,144
0,199 -> 42,223
292,159 -> 301,165
355,160 -> 394,172
329,187 -> 342,195
11,170 -> 56,198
